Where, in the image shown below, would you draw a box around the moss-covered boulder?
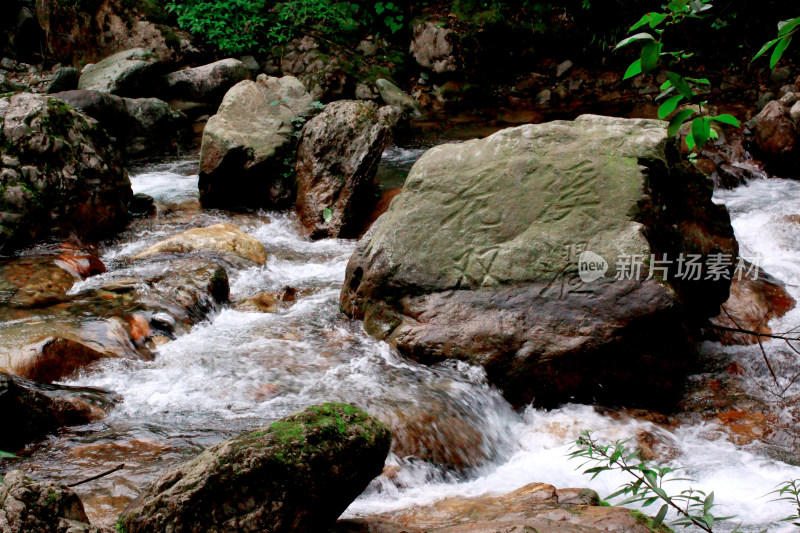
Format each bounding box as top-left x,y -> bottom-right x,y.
295,100 -> 392,239
341,115 -> 737,409
118,403 -> 391,533
0,93 -> 132,254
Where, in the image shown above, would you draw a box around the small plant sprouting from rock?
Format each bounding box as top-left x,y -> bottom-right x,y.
322,208 -> 333,222
0,450 -> 16,483
569,430 -> 742,532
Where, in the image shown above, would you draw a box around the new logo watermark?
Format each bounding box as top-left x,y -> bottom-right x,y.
578,251 -> 608,282
573,247 -> 762,283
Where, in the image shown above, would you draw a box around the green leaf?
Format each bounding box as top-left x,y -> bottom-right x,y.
778,17 -> 800,37
653,503 -> 669,526
322,208 -> 333,222
666,72 -> 694,99
704,491 -> 715,511
624,59 -> 643,80
710,114 -> 740,127
668,108 -> 695,137
641,41 -> 661,74
771,35 -> 793,68
658,95 -> 684,119
616,32 -> 656,49
753,38 -> 779,62
691,116 -> 710,147
0,451 -> 16,458
630,12 -> 667,31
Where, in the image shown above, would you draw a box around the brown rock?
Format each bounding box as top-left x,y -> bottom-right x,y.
295,101 -> 391,239
752,100 -> 798,160
134,223 -> 268,265
334,482 -> 670,532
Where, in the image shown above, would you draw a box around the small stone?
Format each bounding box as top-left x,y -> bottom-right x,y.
556,59 -> 573,77
535,88 -> 551,105
771,65 -> 792,84
779,91 -> 799,107
791,101 -> 800,123
1,57 -> 17,70
757,92 -> 775,110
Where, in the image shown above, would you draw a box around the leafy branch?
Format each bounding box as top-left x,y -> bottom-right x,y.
768,480 -> 800,527
616,0 -> 740,151
569,431 -> 742,532
753,16 -> 800,68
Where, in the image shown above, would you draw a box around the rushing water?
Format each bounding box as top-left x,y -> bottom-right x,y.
9,144 -> 800,532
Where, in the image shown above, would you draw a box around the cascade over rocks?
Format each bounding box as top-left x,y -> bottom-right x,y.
334,482 -> 670,532
0,470 -> 102,533
118,403 -> 391,533
295,100 -> 392,239
198,75 -> 314,210
341,115 -> 737,408
0,93 -> 132,254
53,90 -> 190,158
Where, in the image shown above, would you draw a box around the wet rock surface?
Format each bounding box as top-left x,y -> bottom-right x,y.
334,482 -> 669,532
0,372 -> 115,450
118,403 -> 391,533
134,222 -> 268,265
342,115 -> 737,408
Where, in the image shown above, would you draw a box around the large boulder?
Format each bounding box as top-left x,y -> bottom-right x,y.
162,58 -> 250,104
278,36 -> 354,101
198,75 -> 314,210
53,89 -> 190,158
0,93 -> 132,254
0,470 -> 102,533
335,482 -> 670,533
77,48 -> 161,95
0,372 -> 113,450
118,403 -> 391,533
36,0 -> 197,66
134,223 -> 267,265
295,101 -> 391,239
341,115 -> 737,408
410,21 -> 463,75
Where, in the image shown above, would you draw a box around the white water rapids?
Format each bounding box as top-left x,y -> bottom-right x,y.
16,148 -> 800,532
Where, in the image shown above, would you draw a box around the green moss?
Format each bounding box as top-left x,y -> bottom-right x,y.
268,420 -> 306,443
45,490 -> 58,506
598,499 -> 611,507
630,510 -> 673,532
115,518 -> 128,533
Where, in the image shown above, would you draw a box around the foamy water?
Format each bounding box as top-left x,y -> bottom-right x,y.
16,153 -> 800,532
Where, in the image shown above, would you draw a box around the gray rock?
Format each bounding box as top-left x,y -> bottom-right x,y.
46,67 -> 80,94
238,55 -> 260,73
341,115 -> 737,408
0,470 -> 103,533
410,21 -> 462,74
162,58 -> 250,103
295,101 -> 391,239
77,47 -> 159,95
791,101 -> 800,123
375,78 -> 423,118
198,75 -> 314,209
0,93 -> 132,253
556,59 -> 573,77
52,90 -> 189,158
118,403 -> 391,533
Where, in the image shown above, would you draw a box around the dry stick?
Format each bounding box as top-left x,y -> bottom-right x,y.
67,464 -> 124,488
720,306 -> 782,389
